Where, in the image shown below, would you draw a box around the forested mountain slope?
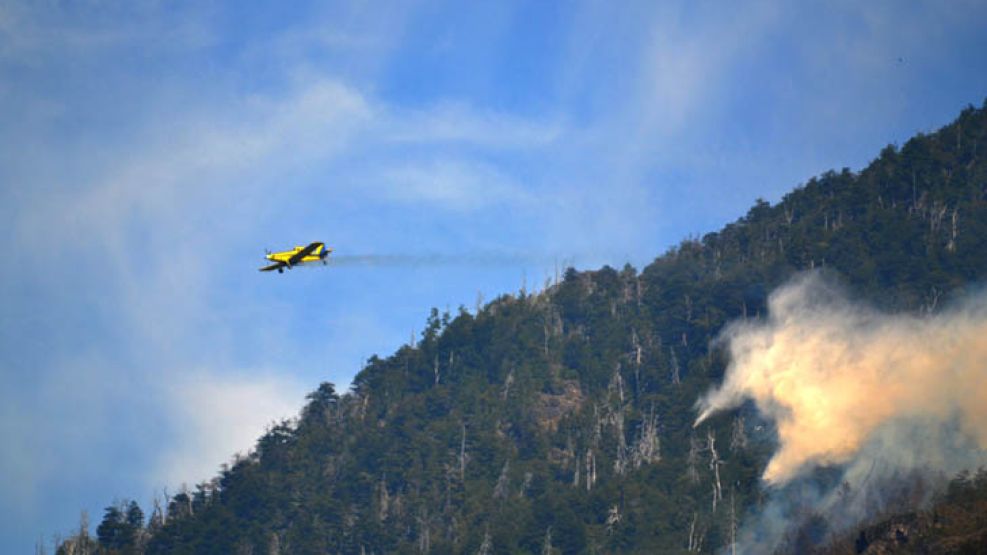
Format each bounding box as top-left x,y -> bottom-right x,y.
62,101 -> 987,554
820,469 -> 987,555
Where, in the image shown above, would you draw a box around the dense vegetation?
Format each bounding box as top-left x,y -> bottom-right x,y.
57,101 -> 987,554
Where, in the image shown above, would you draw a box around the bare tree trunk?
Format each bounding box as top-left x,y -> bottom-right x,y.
613,409 -> 629,476
632,329 -> 643,366
687,512 -> 699,552
585,450 -> 597,491
377,475 -> 390,522
459,423 -> 467,482
610,364 -> 625,406
948,208 -> 959,252
79,511 -> 90,555
730,488 -> 738,555
502,367 -> 514,400
686,433 -> 700,484
633,404 -> 660,468
730,414 -> 747,453
924,286 -> 942,315
417,508 -> 430,553
670,347 -> 681,385
605,505 -> 621,535
477,528 -> 492,555
493,461 -> 510,499
709,428 -> 723,513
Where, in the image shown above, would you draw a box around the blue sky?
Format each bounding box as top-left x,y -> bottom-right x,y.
2,0 -> 986,550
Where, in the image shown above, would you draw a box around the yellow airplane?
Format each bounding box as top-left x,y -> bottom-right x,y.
259,242 -> 332,273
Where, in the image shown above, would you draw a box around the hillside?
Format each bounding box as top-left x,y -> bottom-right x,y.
59,101 -> 987,554
819,470 -> 987,555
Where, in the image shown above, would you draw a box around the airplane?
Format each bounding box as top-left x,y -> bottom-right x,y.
259,242 -> 332,273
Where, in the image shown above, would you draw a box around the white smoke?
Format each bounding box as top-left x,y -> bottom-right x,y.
696,272 -> 987,552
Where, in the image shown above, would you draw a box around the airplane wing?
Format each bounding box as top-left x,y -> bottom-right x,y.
288,242 -> 323,265
259,261 -> 286,272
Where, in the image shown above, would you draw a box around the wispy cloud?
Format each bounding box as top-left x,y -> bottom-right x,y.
157,371 -> 308,488
380,158 -> 534,211
384,101 -> 563,148
0,2 -> 213,65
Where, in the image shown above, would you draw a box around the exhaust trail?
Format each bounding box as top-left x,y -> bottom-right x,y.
325,252 -> 575,269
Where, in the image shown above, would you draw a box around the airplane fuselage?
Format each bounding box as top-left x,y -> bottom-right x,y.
266,246 -> 327,265
260,242 -> 331,273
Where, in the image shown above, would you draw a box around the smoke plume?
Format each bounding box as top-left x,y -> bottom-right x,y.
326,252 -> 570,268
696,272 -> 987,550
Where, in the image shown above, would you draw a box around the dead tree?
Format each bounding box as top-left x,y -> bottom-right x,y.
502,367 -> 515,400
477,528 -> 493,555
541,527 -> 554,555
459,423 -> 468,482
585,450 -> 597,491
709,428 -> 723,513
948,208 -> 959,252
605,505 -> 622,535
729,488 -> 738,555
687,512 -> 705,552
669,347 -> 681,385
518,472 -> 533,498
377,475 -> 390,522
493,461 -> 510,499
686,433 -> 701,484
631,328 -> 643,397
729,414 -> 748,453
417,508 -> 431,553
632,404 -> 661,468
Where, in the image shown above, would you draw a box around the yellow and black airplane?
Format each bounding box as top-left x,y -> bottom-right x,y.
259,242 -> 332,273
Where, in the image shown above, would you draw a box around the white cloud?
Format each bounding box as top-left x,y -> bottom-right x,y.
155,371 -> 307,488
632,2 -> 780,147
0,2 -> 213,66
384,101 -> 563,148
15,78 -> 371,242
381,159 -> 534,211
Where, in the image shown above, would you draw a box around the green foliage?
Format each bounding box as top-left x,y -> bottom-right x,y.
96,501 -> 144,554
